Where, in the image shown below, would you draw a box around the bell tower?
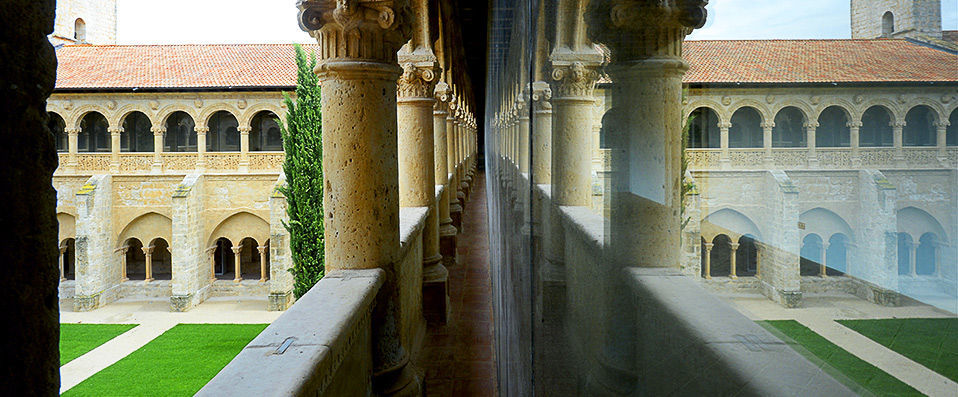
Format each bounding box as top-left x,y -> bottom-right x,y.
851,0 -> 942,39
49,0 -> 118,46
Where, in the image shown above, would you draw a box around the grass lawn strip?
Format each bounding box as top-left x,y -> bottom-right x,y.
60,324 -> 138,365
762,320 -> 921,396
837,318 -> 958,383
63,323 -> 267,397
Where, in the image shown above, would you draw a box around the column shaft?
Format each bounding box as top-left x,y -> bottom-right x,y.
257,246 -> 268,282
730,243 -> 739,279
232,245 -> 242,282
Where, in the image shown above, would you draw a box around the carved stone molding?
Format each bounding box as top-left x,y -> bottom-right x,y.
532,81 -> 552,111
586,0 -> 708,61
397,62 -> 439,99
297,0 -> 412,65
551,62 -> 600,99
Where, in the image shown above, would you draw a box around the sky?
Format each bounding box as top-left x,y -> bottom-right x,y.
116,0 -> 958,44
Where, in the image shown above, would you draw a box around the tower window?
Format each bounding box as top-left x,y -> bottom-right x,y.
882,12 -> 894,37
74,18 -> 86,41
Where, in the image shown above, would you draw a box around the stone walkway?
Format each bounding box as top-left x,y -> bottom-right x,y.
722,293 -> 957,396
59,297 -> 281,394
420,172 -> 498,396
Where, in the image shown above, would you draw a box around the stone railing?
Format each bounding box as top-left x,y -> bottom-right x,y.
55,152 -> 286,174
687,147 -> 957,170
529,183 -> 855,395
198,269 -> 384,396
199,205 -> 431,396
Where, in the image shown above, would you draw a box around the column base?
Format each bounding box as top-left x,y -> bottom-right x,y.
73,293 -> 101,312
439,224 -> 458,267
267,291 -> 293,311
777,290 -> 803,308
373,359 -> 423,397
170,293 -> 196,312
423,258 -> 449,325
450,204 -> 463,233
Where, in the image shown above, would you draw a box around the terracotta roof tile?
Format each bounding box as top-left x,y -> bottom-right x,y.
683,39 -> 957,84
54,40 -> 957,90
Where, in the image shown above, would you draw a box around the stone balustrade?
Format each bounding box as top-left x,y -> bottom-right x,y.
687,147 -> 957,170
56,152 -> 286,174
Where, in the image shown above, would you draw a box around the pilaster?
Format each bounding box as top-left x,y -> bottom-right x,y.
171,173 -> 208,312
269,174 -> 294,311
74,175 -> 119,311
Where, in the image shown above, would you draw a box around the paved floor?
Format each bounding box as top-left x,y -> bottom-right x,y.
721,292 -> 957,397
59,297 -> 281,394
420,172 -> 498,397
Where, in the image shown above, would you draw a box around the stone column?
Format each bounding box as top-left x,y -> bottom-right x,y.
397,57 -> 446,324
297,2 -> 421,394
849,121 -> 862,166
151,126 -> 165,174
238,126 -> 251,172
109,127 -> 122,173
909,241 -> 917,276
257,245 -> 268,282
208,245 -> 217,282
820,241 -> 828,277
806,122 -> 819,167
118,246 -> 129,281
59,246 -> 67,281
143,245 -> 154,282
719,122 -> 731,167
518,96 -> 531,174
195,126 -> 209,170
67,127 -> 79,172
434,83 -> 458,267
232,245 -> 242,282
936,121 -> 949,160
447,100 -> 463,230
893,121 -> 905,164
703,242 -> 713,279
730,242 -> 739,279
550,62 -> 599,207
762,122 -> 774,164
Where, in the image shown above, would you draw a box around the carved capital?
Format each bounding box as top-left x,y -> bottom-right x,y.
397,62 -> 439,98
150,126 -> 166,136
298,0 -> 412,65
532,81 -> 553,111
586,0 -> 707,62
433,81 -> 451,111
551,62 -> 600,99
66,128 -> 80,136
108,127 -> 123,135
238,126 -> 252,134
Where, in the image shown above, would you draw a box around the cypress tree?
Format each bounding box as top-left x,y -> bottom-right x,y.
280,44 -> 324,299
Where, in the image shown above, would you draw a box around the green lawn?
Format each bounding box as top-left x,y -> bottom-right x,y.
60,324 -> 138,365
63,323 -> 267,397
762,320 -> 921,396
838,318 -> 958,382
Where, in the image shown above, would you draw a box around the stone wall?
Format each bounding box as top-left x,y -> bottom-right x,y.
851,0 -> 942,39
50,0 -> 117,45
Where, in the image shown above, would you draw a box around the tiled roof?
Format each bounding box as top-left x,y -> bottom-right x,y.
683,39 -> 957,84
55,44 -> 314,90
54,39 -> 957,90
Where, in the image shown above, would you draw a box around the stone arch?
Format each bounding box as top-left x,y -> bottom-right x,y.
882,11 -> 894,37
207,110 -> 241,152
70,104 -> 114,130
120,111 -> 153,152
240,103 -> 286,129
825,233 -> 850,275
800,207 -> 854,245
771,100 -> 814,123
57,212 -> 76,243
164,111 -> 197,152
117,212 -> 173,249
729,99 -> 772,122
736,234 -> 759,277
48,112 -> 68,152
773,106 -> 807,147
916,233 -> 939,276
897,232 -> 914,275
903,105 -> 938,146
115,104 -> 156,127
74,18 -> 86,41
199,104 -> 242,129
249,110 -> 284,151
800,233 -> 823,276
208,212 -> 270,247
710,234 -> 732,277
684,99 -> 728,124
812,98 -> 857,121
896,206 -> 948,243
157,104 -> 200,127
858,98 -> 902,124
687,106 -> 721,149
702,208 -> 762,242
78,111 -> 110,153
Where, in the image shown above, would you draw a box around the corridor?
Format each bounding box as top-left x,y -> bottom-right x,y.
420,171 -> 497,396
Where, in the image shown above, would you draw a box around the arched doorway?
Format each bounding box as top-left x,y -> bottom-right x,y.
238,237 -> 262,280
903,106 -> 937,146
208,111 -> 240,152
124,238 -> 146,280
688,107 -> 720,148
150,238 -> 172,280
801,234 -> 823,276
817,106 -> 850,147
250,111 -> 283,151
710,234 -> 732,277
916,233 -> 938,276
214,237 -> 235,280
59,238 -> 76,280
736,235 -> 758,277
730,107 -> 762,148
860,106 -> 893,147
